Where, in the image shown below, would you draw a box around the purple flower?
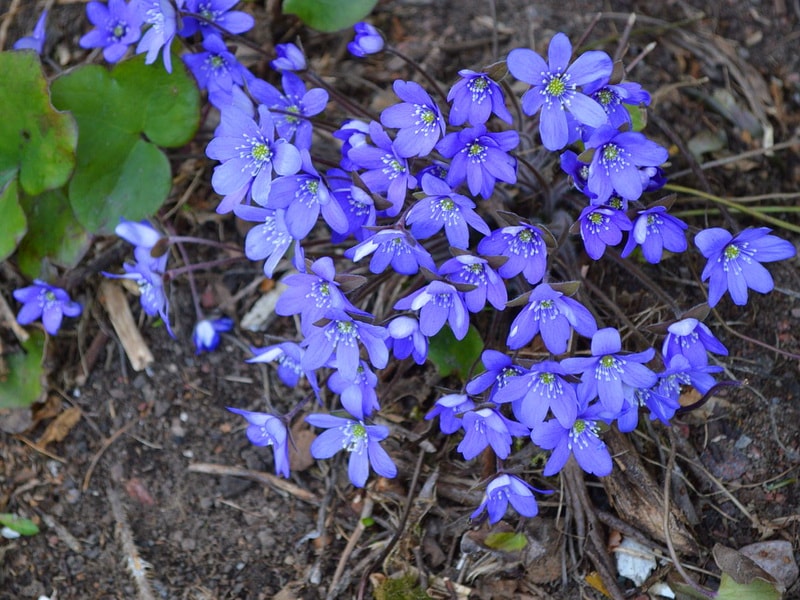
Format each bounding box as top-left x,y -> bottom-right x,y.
328,361 -> 379,419
380,80 -> 446,158
464,350 -> 524,403
227,408 -> 290,477
561,327 -> 657,415
507,283 -> 597,355
13,280 -> 82,335
183,34 -> 248,107
695,227 -> 796,307
249,73 -> 329,151
348,22 -> 384,57
181,0 -> 254,38
506,33 -> 612,150
577,204 -> 632,260
621,205 -> 688,264
585,125 -> 669,204
439,254 -> 507,312
234,205 -> 300,277
386,316 -> 428,364
206,106 -> 302,213
13,9 -> 48,54
405,174 -> 491,249
583,80 -> 651,129
470,474 -> 542,523
306,414 -> 397,487
633,384 -> 679,426
447,70 -> 512,126
394,280 -> 470,340
560,150 -> 590,194
499,361 -> 578,428
79,0 -> 141,63
345,228 -> 436,275
662,317 -> 728,368
136,0 -> 182,73
425,393 -> 474,434
192,317 -> 233,353
247,342 -> 320,395
436,125 -> 518,199
458,408 -> 528,460
477,223 -> 548,284
656,355 -> 722,401
327,168 -> 376,242
334,120 -> 371,172
271,42 -> 306,71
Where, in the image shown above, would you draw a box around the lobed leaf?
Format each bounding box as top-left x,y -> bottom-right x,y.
283,0 -> 378,32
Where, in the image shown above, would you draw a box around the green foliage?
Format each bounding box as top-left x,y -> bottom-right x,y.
427,325 -> 484,379
484,531 -> 528,552
50,54 -> 200,234
715,573 -> 781,600
372,573 -> 432,600
0,330 -> 45,409
283,0 -> 378,32
0,180 -> 27,262
0,513 -> 40,536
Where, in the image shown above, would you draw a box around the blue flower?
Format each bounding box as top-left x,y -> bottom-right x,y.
577,204 -> 632,260
227,408 -> 290,477
621,205 -> 688,264
79,0 -> 140,63
14,9 -> 48,54
560,150 -> 590,194
436,125 -> 518,199
328,361 -> 379,420
394,280 -> 470,340
206,106 -> 302,213
136,0 -> 181,73
13,280 -> 82,335
439,254 -> 507,312
470,474 -> 542,523
465,350 -> 524,403
662,317 -> 728,368
233,205 -> 300,277
271,42 -> 306,71
695,227 -> 796,307
506,283 -> 597,355
306,414 -> 397,487
458,408 -> 529,460
326,168 -> 376,242
583,80 -> 651,129
506,33 -> 612,150
181,0 -> 255,38
447,70 -> 512,126
380,80 -> 446,158
386,316 -> 428,365
345,228 -> 436,275
477,223 -> 548,284
192,317 -> 234,354
247,342 -> 320,396
499,361 -> 578,428
425,393 -> 475,434
656,355 -> 722,401
405,174 -> 491,249
183,34 -> 248,108
348,22 -> 384,57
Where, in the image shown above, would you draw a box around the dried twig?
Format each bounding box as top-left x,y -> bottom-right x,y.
107,486 -> 157,600
187,462 -> 320,504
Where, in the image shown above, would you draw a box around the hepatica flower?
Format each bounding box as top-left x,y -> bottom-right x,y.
233,205 -> 298,278
271,42 -> 306,71
386,316 -> 428,365
394,280 -> 470,340
583,80 -> 651,129
506,33 -> 612,150
458,408 -> 529,460
695,227 -> 796,307
621,205 -> 688,264
380,80 -> 446,158
136,0 -> 182,73
345,229 -> 436,276
465,349 -> 525,403
192,317 -> 234,354
247,342 -> 320,395
14,9 -> 48,54
447,70 -> 512,126
500,361 -> 578,428
306,414 -> 396,488
477,223 -> 548,284
227,408 -> 290,477
328,361 -> 379,419
439,254 -> 507,312
181,0 -> 255,38
662,317 -> 728,368
471,474 -> 542,523
79,0 -> 141,63
577,204 -> 632,260
14,281 -> 82,335
425,393 -> 475,434
348,22 -> 384,57
183,34 -> 248,107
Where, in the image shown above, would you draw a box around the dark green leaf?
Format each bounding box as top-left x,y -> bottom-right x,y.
0,179 -> 27,261
0,330 -> 46,409
283,0 -> 378,32
427,325 -> 483,378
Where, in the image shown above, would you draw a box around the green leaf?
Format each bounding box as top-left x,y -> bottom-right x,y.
716,573 -> 781,600
427,325 -> 484,378
16,187 -> 91,280
283,0 -> 378,32
484,532 -> 528,552
0,330 -> 45,409
50,55 -> 199,234
0,513 -> 40,536
0,52 -> 77,196
0,179 -> 28,262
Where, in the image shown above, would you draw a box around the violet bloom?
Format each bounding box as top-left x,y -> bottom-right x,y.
425,393 -> 475,434
464,349 -> 524,403
79,0 -> 141,63
436,125 -> 518,199
585,125 -> 669,204
347,121 -> 416,217
620,205 -> 688,264
345,229 -> 436,275
577,204 -> 632,260
14,280 -> 82,335
506,33 -> 612,150
447,70 -> 512,126
271,42 -> 306,71
405,174 -> 491,249
233,205 -> 298,277
334,120 -> 370,172
583,80 -> 652,129
499,360 -> 578,428
662,317 -> 728,368
183,34 -> 248,107
560,150 -> 590,194
181,0 -> 254,38
386,316 -> 428,365
306,414 -> 397,488
13,9 -> 48,54
561,327 -> 657,416
207,106 -> 302,213
227,408 -> 290,477
249,73 -> 329,150
439,254 -> 507,312
380,80 -> 446,158
192,316 -> 234,354
471,474 -> 542,523
328,361 -> 379,419
458,408 -> 529,461
247,342 -> 320,396
348,22 -> 384,57
477,223 -> 548,284
695,227 -> 796,307
327,168 -> 376,242
633,384 -> 679,426
136,0 -> 182,73
393,280 -> 470,340
507,283 -> 597,355
656,354 -> 722,401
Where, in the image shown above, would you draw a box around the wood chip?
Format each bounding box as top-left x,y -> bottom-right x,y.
37,406 -> 81,447
99,280 -> 153,371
